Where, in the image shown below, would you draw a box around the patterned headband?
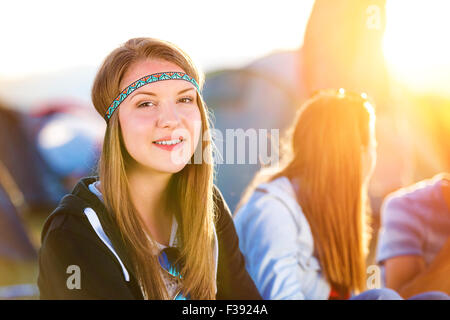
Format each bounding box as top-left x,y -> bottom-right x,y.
104,71 -> 200,122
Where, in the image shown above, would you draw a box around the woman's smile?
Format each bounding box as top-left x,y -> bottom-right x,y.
152,137 -> 185,151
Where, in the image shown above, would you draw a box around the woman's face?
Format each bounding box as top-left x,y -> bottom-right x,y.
118,59 -> 202,174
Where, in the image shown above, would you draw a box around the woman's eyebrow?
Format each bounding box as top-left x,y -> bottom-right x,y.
177,87 -> 195,95
129,90 -> 157,102
129,87 -> 195,102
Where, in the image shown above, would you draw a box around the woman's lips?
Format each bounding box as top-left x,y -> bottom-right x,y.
153,135 -> 184,143
152,139 -> 184,151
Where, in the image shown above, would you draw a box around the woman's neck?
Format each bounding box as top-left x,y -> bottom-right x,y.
127,165 -> 173,245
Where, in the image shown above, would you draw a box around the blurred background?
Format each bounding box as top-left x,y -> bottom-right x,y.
1,0 -> 449,298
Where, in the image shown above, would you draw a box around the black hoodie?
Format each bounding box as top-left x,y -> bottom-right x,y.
38,176 -> 261,300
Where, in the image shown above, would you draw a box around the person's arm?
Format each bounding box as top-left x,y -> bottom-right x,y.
376,195 -> 426,290
384,255 -> 426,293
234,194 -> 330,300
38,223 -> 136,299
386,237 -> 450,298
213,186 -> 262,300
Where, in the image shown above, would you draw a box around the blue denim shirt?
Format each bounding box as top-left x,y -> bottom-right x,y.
234,176 -> 330,299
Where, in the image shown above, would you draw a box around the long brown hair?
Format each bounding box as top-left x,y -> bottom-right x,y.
91,38 -> 216,299
237,89 -> 375,295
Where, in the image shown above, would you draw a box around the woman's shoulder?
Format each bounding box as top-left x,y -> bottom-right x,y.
234,176 -> 316,245
38,195 -> 138,299
39,191 -> 132,271
40,194 -> 94,247
235,176 -> 303,222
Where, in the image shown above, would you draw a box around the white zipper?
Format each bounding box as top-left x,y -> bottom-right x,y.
83,207 -> 130,282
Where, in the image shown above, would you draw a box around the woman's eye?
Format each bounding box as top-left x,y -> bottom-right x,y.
178,97 -> 194,104
138,101 -> 156,108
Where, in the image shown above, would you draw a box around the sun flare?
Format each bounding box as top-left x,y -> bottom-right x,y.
383,0 -> 450,96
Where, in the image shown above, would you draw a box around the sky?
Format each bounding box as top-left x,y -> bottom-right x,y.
0,0 -> 314,79
1,0 -> 450,108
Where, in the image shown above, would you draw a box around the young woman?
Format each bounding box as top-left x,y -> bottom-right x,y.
234,89 -> 449,300
234,89 -> 379,299
38,37 -> 261,300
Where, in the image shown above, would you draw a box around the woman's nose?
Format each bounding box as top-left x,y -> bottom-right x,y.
157,103 -> 180,128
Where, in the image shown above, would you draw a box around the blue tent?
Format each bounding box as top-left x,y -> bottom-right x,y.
0,104 -> 50,262
0,184 -> 36,261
